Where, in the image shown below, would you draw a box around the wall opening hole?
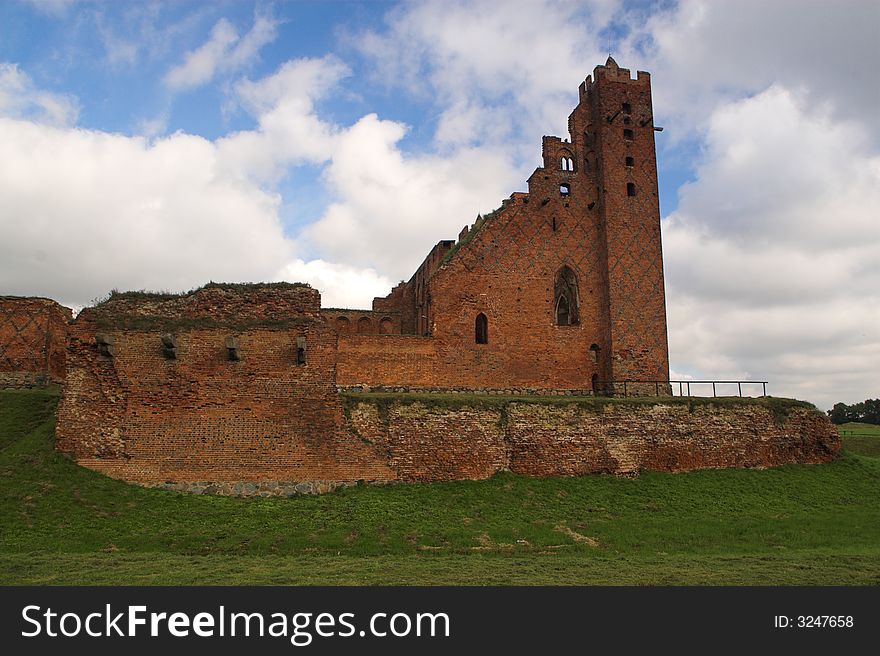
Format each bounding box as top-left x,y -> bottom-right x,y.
475,313 -> 488,344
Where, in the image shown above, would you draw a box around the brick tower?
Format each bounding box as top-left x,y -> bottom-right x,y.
569,56 -> 670,390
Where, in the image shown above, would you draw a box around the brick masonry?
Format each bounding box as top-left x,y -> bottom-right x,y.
345,397 -> 839,483
55,284 -> 395,485
334,57 -> 669,393
0,296 -> 71,388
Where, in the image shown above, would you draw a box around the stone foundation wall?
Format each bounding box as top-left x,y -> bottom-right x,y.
59,393 -> 840,495
344,397 -> 839,481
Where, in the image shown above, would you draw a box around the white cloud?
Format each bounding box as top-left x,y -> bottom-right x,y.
217,55 -> 350,184
618,0 -> 880,143
0,63 -> 79,126
0,56 -> 345,308
664,86 -> 880,408
356,0 -> 614,152
0,117 -> 292,307
164,14 -> 279,91
304,113 -> 519,278
276,259 -> 394,310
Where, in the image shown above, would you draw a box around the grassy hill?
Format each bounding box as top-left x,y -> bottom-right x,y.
1,387 -> 878,585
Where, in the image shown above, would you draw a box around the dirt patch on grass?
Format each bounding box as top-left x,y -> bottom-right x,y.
555,525 -> 599,547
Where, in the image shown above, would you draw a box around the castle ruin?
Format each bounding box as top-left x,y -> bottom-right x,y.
1,59 -> 839,494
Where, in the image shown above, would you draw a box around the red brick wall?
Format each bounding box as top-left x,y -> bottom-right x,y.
337,334 -> 438,387
322,310 -> 401,335
55,285 -> 394,484
0,297 -> 70,387
342,58 -> 669,392
580,58 -> 670,386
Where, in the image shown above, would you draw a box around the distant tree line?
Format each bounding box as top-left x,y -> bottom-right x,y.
827,399 -> 880,425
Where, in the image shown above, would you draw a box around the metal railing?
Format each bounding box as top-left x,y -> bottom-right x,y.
595,380 -> 768,398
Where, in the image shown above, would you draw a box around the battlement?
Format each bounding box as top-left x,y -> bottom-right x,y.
579,56 -> 651,102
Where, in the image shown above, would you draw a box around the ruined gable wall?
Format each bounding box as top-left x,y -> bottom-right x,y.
0,296 -> 71,387
335,185 -> 610,390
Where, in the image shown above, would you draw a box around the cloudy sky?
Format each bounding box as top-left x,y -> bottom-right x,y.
1,0 -> 878,408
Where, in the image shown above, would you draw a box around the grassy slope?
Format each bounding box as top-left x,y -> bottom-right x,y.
1,388 -> 878,585
838,422 -> 880,458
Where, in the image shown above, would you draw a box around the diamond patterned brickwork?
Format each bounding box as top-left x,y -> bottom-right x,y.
583,60 -> 670,386
0,297 -> 70,387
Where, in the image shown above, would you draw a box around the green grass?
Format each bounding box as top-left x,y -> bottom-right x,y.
839,422 -> 880,458
1,388 -> 878,585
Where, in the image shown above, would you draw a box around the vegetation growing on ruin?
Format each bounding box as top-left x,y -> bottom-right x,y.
339,391 -> 818,427
90,281 -> 314,307
439,203 -> 504,267
1,388 -> 877,585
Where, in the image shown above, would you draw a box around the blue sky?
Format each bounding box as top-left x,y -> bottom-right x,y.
1,0 -> 878,408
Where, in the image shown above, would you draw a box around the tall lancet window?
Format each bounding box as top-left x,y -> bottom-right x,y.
554,266 -> 579,326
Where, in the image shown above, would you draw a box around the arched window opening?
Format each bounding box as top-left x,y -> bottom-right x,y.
567,157 -> 574,171
379,317 -> 393,334
556,295 -> 570,326
357,316 -> 372,333
554,265 -> 579,326
561,157 -> 569,171
475,313 -> 488,344
335,316 -> 351,334
589,343 -> 600,363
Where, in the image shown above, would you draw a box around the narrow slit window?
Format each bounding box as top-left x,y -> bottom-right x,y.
561,157 -> 568,171
627,183 -> 636,196
622,102 -> 631,114
623,128 -> 633,140
625,156 -> 634,167
567,157 -> 574,171
475,313 -> 488,344
296,336 -> 307,366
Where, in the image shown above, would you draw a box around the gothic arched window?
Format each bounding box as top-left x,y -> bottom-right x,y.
554,266 -> 579,326
475,313 -> 488,344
